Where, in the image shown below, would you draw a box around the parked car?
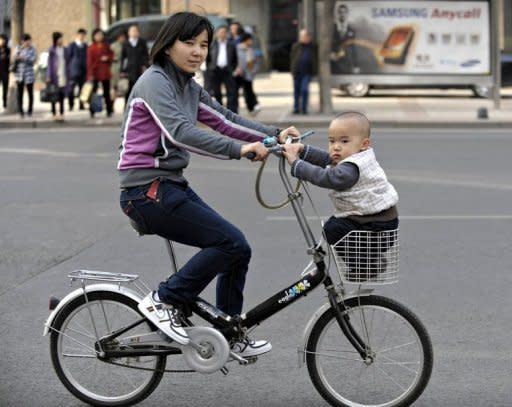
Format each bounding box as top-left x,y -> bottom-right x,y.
339,51 -> 512,98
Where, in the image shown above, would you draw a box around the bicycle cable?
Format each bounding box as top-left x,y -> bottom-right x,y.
254,157 -> 302,210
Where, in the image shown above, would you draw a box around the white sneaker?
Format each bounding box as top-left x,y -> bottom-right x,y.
231,338 -> 272,358
138,292 -> 189,345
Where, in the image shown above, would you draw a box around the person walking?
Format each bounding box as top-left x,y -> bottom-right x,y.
46,31 -> 68,121
13,33 -> 36,118
66,28 -> 88,111
86,28 -> 114,118
205,25 -> 238,113
290,29 -> 318,115
121,24 -> 149,107
110,30 -> 126,104
0,33 -> 10,110
118,12 -> 300,352
229,21 -> 244,45
234,33 -> 260,116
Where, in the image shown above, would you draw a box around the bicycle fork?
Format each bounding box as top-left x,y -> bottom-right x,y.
325,279 -> 374,363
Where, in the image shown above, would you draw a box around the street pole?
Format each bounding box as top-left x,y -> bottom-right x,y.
319,0 -> 333,114
6,0 -> 24,114
492,0 -> 501,109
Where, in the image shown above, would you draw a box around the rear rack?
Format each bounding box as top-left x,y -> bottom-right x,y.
68,270 -> 140,283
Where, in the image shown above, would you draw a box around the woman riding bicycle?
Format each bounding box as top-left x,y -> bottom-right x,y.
118,12 -> 299,356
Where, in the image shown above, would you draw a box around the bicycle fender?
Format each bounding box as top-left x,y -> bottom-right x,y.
43,283 -> 143,336
296,289 -> 373,368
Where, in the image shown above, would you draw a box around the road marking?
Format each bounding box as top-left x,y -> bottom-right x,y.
389,174 -> 512,191
0,147 -> 112,158
0,176 -> 34,180
266,215 -> 512,221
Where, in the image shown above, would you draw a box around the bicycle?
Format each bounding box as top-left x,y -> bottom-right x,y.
44,133 -> 433,407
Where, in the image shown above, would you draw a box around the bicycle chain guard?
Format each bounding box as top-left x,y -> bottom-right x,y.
182,327 -> 230,374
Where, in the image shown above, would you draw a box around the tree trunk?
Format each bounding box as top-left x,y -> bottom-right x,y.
7,0 -> 25,114
318,0 -> 334,114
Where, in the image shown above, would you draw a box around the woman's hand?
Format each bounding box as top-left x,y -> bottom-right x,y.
241,142 -> 269,161
282,143 -> 304,165
278,126 -> 301,144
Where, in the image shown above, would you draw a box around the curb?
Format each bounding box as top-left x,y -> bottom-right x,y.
1,118 -> 512,130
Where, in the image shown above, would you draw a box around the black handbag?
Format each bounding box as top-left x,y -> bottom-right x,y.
40,84 -> 59,103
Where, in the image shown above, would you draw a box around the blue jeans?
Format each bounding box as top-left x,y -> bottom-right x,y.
120,180 -> 251,316
293,73 -> 311,113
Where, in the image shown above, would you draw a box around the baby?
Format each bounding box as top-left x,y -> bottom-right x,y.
282,111 -> 398,273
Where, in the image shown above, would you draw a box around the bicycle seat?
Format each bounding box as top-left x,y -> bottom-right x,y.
129,219 -> 154,236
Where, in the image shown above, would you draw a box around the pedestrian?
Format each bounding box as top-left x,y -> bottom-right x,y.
282,111 -> 399,279
13,33 -> 36,118
66,28 -> 88,111
46,31 -> 68,122
0,33 -> 10,110
205,25 -> 238,113
234,33 -> 260,116
121,24 -> 149,108
86,28 -> 114,118
110,30 -> 126,103
229,21 -> 244,45
118,12 -> 300,354
290,29 -> 317,115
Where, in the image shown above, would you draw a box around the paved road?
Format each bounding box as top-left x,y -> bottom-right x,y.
0,127 -> 511,406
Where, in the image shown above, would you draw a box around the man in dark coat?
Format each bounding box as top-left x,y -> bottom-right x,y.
290,29 -> 318,115
121,24 -> 149,107
205,25 -> 238,113
66,28 -> 88,110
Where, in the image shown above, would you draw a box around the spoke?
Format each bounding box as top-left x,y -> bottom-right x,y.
375,363 -> 407,392
306,350 -> 365,363
65,324 -> 97,340
62,353 -> 97,358
53,327 -> 98,354
378,340 -> 417,354
377,353 -> 420,375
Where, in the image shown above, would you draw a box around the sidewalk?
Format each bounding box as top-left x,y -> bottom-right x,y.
1,72 -> 511,129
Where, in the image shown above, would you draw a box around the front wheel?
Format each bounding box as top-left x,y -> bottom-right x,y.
49,291 -> 166,406
306,295 -> 433,407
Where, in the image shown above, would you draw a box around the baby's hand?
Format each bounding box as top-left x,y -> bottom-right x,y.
282,143 -> 304,165
278,126 -> 301,144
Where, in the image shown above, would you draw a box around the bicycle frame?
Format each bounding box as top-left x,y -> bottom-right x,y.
178,154 -> 372,359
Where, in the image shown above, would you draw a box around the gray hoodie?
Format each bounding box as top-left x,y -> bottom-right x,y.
118,59 -> 279,187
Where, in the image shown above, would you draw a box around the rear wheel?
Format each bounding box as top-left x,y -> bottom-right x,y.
49,291 -> 166,406
306,295 -> 433,407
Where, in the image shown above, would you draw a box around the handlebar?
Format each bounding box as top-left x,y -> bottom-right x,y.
245,130 -> 315,161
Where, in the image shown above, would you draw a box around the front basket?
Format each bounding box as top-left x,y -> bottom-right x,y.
330,229 -> 399,285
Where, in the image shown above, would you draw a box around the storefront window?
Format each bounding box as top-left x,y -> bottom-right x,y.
110,0 -> 161,22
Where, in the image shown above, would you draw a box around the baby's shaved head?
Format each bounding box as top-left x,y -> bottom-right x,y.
332,111 -> 371,139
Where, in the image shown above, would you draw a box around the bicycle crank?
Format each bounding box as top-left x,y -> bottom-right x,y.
182,327 -> 230,374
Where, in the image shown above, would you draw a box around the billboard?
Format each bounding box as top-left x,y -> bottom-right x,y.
329,1 -> 490,75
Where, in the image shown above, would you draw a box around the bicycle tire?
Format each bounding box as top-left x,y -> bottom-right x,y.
49,291 -> 166,407
306,295 -> 433,407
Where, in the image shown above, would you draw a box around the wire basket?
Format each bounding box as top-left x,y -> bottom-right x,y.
331,229 -> 399,285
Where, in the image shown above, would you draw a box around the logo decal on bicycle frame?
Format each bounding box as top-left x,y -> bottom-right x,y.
278,279 -> 311,304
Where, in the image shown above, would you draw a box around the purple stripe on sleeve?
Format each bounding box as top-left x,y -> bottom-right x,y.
118,101 -> 161,169
198,102 -> 266,143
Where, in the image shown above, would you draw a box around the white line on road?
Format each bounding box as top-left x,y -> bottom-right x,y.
266,215 -> 512,221
0,147 -> 112,158
389,174 -> 512,191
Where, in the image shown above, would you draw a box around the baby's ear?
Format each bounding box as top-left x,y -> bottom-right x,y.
362,137 -> 370,149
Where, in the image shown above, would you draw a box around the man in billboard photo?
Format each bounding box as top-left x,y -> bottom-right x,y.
331,2 -> 356,74
330,1 -> 380,75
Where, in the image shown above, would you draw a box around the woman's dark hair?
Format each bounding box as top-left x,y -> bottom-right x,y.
150,12 -> 214,66
91,28 -> 104,43
0,33 -> 8,45
52,31 -> 63,46
22,33 -> 31,41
